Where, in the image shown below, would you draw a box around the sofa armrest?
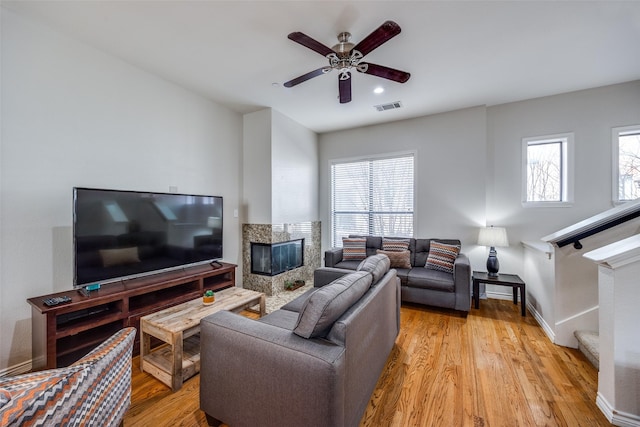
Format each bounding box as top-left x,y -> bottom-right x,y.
453,253 -> 472,312
324,248 -> 344,267
313,267 -> 351,288
200,311 -> 346,427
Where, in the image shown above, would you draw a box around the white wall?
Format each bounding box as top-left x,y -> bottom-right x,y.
0,9 -> 243,370
487,81 -> 640,328
242,108 -> 319,225
271,109 -> 318,224
486,81 -> 640,275
319,106 -> 488,267
242,109 -> 272,224
319,83 -> 640,291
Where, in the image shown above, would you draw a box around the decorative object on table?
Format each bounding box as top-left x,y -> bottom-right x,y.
284,279 -> 305,291
203,290 -> 215,305
478,226 -> 509,277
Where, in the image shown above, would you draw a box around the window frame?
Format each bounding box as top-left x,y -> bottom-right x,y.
521,132 -> 574,208
329,150 -> 416,247
611,124 -> 640,204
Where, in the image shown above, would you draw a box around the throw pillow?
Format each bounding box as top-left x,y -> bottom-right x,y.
382,238 -> 410,252
293,271 -> 372,338
376,249 -> 411,269
342,237 -> 367,260
425,241 -> 461,274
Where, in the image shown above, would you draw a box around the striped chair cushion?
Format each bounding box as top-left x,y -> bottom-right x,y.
425,241 -> 461,273
342,237 -> 367,260
0,389 -> 11,409
0,327 -> 136,427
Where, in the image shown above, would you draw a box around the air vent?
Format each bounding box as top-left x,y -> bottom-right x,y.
374,101 -> 402,112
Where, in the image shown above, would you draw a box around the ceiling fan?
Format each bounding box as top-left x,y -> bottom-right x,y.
284,20 -> 411,104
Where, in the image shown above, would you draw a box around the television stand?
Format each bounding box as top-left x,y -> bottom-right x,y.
27,262 -> 236,369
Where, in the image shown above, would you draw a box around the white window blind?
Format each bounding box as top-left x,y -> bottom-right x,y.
331,153 -> 414,246
612,125 -> 640,203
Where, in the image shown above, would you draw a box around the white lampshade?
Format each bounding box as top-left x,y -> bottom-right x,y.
478,226 -> 509,247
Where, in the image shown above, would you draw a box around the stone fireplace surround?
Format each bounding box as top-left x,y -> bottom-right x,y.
242,221 -> 320,296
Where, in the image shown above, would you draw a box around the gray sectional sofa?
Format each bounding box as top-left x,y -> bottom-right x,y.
199,254 -> 400,427
325,235 -> 472,313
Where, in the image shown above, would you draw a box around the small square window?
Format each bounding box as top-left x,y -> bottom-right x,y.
522,133 -> 574,207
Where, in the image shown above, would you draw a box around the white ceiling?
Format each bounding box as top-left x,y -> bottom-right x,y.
4,0 -> 640,133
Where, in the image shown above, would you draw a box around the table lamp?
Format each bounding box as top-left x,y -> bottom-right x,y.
478,226 -> 509,277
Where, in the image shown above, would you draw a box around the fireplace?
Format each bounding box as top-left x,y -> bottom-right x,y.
251,239 -> 304,276
242,222 -> 320,296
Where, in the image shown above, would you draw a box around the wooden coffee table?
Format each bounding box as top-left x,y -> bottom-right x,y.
140,287 -> 265,390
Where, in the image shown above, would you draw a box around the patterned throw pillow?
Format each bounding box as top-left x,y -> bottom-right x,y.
342,237 -> 367,260
376,249 -> 411,269
425,241 -> 461,273
382,238 -> 410,252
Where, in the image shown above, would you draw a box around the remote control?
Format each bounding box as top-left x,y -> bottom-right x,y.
42,296 -> 72,306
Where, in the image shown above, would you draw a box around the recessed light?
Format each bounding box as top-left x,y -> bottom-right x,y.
373,87 -> 384,94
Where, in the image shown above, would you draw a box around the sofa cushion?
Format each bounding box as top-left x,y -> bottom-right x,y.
425,241 -> 461,274
382,238 -> 410,252
407,268 -> 455,292
258,309 -> 299,330
293,271 -> 372,338
342,237 -> 367,260
280,289 -> 316,313
356,254 -> 391,283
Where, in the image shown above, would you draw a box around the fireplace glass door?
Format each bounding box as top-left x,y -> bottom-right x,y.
251,239 -> 304,276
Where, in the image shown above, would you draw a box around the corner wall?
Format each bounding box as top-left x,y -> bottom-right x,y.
487,80 -> 640,326
318,81 -> 640,310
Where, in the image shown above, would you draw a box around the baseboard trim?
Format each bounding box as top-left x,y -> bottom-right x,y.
597,392 -> 640,427
526,301 -> 556,343
0,359 -> 32,378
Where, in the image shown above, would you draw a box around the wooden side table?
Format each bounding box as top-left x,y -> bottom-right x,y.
472,271 -> 527,316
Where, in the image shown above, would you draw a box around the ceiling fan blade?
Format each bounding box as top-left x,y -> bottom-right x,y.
351,21 -> 401,57
288,32 -> 335,57
358,63 -> 410,83
339,72 -> 352,104
284,67 -> 330,88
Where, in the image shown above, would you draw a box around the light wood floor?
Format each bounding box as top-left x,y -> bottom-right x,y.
125,299 -> 610,426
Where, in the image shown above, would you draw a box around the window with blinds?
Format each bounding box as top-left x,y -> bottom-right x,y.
331,153 -> 414,246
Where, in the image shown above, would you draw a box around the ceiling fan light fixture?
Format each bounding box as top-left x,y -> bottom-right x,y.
284,21 -> 410,103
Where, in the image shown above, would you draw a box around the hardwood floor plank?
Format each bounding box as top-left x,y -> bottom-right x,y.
125,300 -> 610,427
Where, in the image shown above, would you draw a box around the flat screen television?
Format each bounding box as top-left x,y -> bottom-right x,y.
73,187 -> 223,288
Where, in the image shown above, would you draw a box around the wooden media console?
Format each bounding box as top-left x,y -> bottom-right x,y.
27,262 -> 236,369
